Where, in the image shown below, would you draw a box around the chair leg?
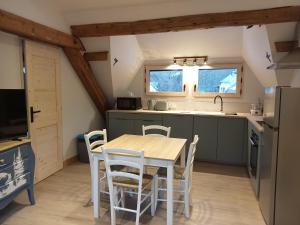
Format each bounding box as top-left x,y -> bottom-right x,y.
184,180 -> 190,218
154,175 -> 158,211
110,204 -> 116,225
120,188 -> 125,208
151,180 -> 155,216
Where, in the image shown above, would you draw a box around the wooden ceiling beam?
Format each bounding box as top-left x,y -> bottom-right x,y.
63,47 -> 108,116
71,6 -> 300,37
83,51 -> 108,61
275,40 -> 298,52
0,8 -> 83,49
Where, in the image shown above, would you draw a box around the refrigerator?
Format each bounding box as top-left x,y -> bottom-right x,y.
260,86 -> 300,225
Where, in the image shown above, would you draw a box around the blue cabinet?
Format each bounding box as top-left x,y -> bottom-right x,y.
0,142 -> 35,210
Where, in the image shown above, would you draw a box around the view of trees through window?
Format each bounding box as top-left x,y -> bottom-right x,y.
149,69 -> 183,92
198,68 -> 238,94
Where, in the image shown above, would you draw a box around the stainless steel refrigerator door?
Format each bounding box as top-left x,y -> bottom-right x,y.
275,87 -> 300,225
260,123 -> 278,225
263,86 -> 281,128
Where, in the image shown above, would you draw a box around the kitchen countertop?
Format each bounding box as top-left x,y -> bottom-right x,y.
107,109 -> 264,132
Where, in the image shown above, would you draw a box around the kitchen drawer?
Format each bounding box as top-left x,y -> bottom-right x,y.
131,113 -> 162,121
0,158 -> 32,186
0,144 -> 31,169
108,112 -> 137,120
0,172 -> 31,199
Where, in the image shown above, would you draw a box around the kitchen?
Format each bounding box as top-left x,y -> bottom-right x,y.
1,1 -> 300,225
100,21 -> 300,225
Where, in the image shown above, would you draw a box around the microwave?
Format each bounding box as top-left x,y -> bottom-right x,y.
117,97 -> 142,110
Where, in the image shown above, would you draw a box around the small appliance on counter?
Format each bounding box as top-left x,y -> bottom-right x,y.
154,101 -> 168,111
250,102 -> 263,116
147,99 -> 155,110
116,97 -> 142,110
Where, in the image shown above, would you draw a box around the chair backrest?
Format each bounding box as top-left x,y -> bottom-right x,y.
102,148 -> 145,208
142,125 -> 171,137
84,129 -> 107,164
184,135 -> 199,179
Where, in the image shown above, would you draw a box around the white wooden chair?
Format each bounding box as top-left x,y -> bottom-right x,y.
156,135 -> 199,218
142,125 -> 171,137
102,148 -> 156,225
84,129 -> 108,202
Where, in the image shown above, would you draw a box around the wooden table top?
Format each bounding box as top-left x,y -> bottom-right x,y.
92,134 -> 187,162
0,139 -> 31,152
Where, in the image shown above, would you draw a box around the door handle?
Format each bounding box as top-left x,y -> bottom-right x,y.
30,106 -> 41,123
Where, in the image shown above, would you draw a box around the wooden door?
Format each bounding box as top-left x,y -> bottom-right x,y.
24,40 -> 63,183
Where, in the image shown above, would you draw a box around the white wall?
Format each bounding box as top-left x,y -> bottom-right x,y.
60,51 -> 104,159
137,27 -> 243,60
242,25 -> 277,87
0,2 -> 104,160
0,0 -> 71,33
128,58 -> 264,113
81,37 -> 114,106
291,69 -> 300,87
0,32 -> 23,89
110,35 -> 144,97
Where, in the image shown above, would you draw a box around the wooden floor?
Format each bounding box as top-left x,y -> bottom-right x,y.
0,162 -> 266,225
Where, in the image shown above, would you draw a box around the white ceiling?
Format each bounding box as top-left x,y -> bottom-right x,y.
33,0 -> 179,13
136,27 -> 243,60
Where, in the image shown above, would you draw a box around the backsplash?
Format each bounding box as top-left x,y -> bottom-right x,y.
141,98 -> 254,113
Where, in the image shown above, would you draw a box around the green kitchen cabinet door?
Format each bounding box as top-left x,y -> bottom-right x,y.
193,116 -> 218,161
217,118 -> 246,165
108,118 -> 134,140
132,114 -> 163,135
163,114 -> 194,144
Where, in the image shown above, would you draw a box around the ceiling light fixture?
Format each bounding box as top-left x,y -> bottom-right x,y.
173,56 -> 208,66
193,58 -> 197,65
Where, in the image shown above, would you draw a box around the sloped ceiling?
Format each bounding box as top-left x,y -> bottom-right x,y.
62,0 -> 300,24
242,25 -> 277,87
136,27 -> 243,60
266,22 -> 300,86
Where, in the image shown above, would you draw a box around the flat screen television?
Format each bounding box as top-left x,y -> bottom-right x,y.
0,89 -> 28,141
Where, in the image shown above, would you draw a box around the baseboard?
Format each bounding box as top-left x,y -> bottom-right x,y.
63,155 -> 78,167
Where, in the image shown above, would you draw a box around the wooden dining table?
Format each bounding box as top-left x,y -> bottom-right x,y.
91,134 -> 187,225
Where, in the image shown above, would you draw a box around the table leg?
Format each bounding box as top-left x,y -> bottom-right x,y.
180,145 -> 186,168
167,164 -> 174,225
93,156 -> 100,218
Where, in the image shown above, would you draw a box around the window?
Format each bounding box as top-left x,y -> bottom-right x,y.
145,66 -> 186,96
195,64 -> 242,97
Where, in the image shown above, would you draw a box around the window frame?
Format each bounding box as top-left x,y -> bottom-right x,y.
193,64 -> 243,98
145,65 -> 187,97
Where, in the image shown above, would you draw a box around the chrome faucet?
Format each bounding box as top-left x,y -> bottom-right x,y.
214,95 -> 223,112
